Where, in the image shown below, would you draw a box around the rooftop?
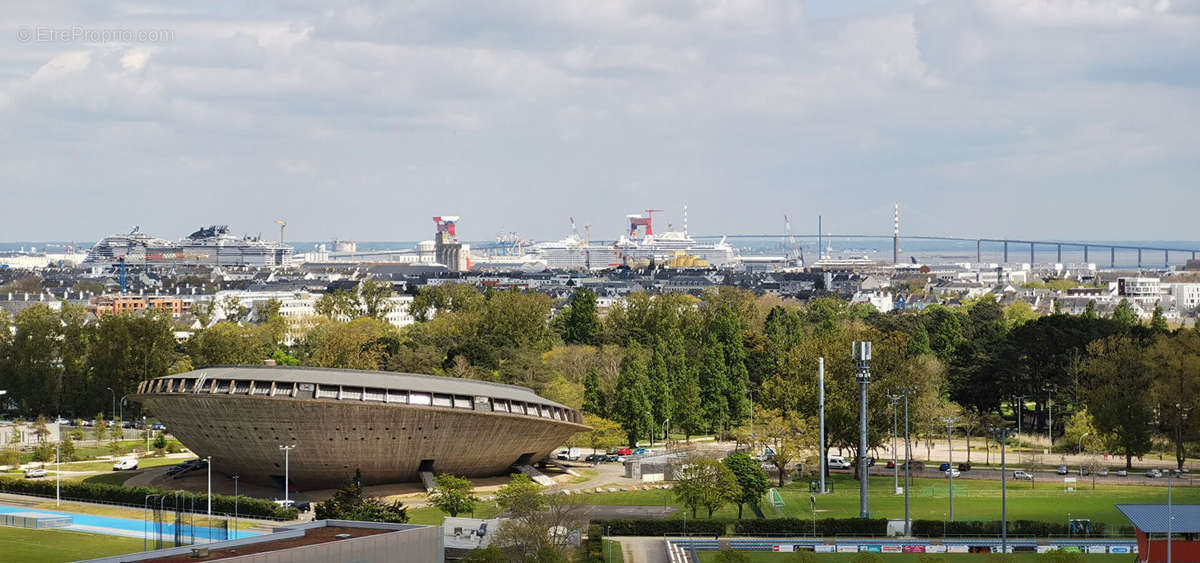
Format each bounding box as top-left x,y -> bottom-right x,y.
1117,504 -> 1200,534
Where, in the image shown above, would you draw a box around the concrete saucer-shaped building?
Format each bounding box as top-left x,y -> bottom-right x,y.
133,366 -> 589,488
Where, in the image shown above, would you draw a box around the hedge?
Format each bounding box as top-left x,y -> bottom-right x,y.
911,519 -> 1110,538
593,519 -> 728,536
0,477 -> 297,520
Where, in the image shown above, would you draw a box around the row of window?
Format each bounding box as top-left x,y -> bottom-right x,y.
137,377 -> 582,424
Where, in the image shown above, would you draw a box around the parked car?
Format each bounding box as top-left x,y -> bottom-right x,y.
632,448 -> 647,455
584,454 -> 605,463
556,448 -> 581,461
1147,469 -> 1163,478
945,468 -> 961,478
958,462 -> 971,472
150,422 -> 166,431
113,459 -> 139,471
1013,470 -> 1033,481
1116,469 -> 1128,477
1079,467 -> 1090,476
851,457 -> 876,468
939,462 -> 952,472
1056,465 -> 1069,475
1098,468 -> 1109,476
827,456 -> 852,470
54,417 -> 70,425
616,448 -> 633,456
885,460 -> 896,469
24,468 -> 47,479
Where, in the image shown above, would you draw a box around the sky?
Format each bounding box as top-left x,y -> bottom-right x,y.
1,0 -> 1198,244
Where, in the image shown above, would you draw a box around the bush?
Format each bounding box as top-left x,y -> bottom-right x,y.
0,449 -> 18,467
31,444 -> 54,463
0,477 -> 296,520
909,520 -> 1107,538
592,519 -> 728,536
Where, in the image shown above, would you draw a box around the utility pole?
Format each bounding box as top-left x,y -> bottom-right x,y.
852,342 -> 872,519
942,416 -> 957,522
818,357 -> 826,495
232,474 -> 240,540
903,387 -> 913,536
1046,386 -> 1056,449
1000,428 -> 1009,554
1014,395 -> 1024,464
206,456 -> 213,524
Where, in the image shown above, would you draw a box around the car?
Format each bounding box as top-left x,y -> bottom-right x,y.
611,455 -> 626,463
1147,469 -> 1163,478
616,448 -> 633,456
54,417 -> 70,425
1098,468 -> 1109,476
24,468 -> 47,479
556,448 -> 581,461
113,459 -> 139,471
1116,469 -> 1128,477
1079,467 -> 1090,476
958,463 -> 971,472
584,454 -> 604,463
886,460 -> 896,469
150,422 -> 166,431
1056,465 -> 1069,475
945,468 -> 961,478
827,456 -> 852,470
851,457 -> 876,468
939,462 -> 952,472
632,448 -> 647,455
1013,470 -> 1033,480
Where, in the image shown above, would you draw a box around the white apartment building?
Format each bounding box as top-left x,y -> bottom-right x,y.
1169,283 -> 1200,313
1116,277 -> 1164,307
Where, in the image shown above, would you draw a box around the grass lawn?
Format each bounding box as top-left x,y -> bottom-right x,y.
601,539 -> 625,562
574,474 -> 1200,528
0,526 -> 147,563
407,501 -> 502,525
696,554 -> 1130,562
59,455 -> 191,473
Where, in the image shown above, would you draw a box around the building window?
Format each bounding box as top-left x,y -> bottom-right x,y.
410,392 -> 432,406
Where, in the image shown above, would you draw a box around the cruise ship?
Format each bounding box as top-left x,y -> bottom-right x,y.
84,225 -> 293,268
524,211 -> 739,271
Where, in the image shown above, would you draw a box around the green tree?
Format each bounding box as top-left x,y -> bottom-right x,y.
429,474 -> 478,517
313,469 -> 409,523
495,473 -> 544,518
314,290 -> 361,320
1150,305 -> 1169,332
673,457 -> 742,518
722,451 -> 769,519
611,343 -> 652,445
1081,336 -> 1155,468
32,415 -> 50,443
459,546 -> 507,563
583,415 -> 624,456
1111,299 -> 1138,327
58,436 -> 76,462
582,368 -> 608,417
1083,300 -> 1097,320
359,279 -> 396,320
561,288 -> 602,345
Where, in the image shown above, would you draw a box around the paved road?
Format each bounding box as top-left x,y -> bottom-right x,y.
613,536 -> 669,563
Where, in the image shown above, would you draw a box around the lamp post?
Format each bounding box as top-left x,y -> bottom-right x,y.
1045,386 -> 1056,449
206,456 -> 213,523
1078,432 -> 1090,455
901,386 -> 914,536
232,473 -> 239,540
942,416 -> 957,522
279,445 -> 296,503
993,427 -> 1009,554
118,395 -> 130,423
56,440 -> 61,507
852,341 -> 872,519
661,419 -> 670,452
889,394 -> 901,495
105,387 -> 116,423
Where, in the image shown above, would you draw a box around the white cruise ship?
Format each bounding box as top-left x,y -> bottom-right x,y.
84,225 -> 293,268
524,211 -> 739,271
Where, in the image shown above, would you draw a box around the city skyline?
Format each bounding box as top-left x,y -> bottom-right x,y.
2,1 -> 1198,242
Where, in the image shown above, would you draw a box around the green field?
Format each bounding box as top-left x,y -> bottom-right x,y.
407,501 -> 503,525
0,527 -> 146,563
697,554 -> 1130,562
573,474 -> 1198,528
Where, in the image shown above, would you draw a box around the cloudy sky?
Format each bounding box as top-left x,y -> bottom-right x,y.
1,0 -> 1198,243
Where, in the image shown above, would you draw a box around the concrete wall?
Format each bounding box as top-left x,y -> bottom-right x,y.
138,394 -> 586,488
0,423 -> 60,445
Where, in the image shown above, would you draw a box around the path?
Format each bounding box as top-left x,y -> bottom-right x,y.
613,536 -> 669,563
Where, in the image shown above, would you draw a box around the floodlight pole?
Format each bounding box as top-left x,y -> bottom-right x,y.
1013,395 -> 1024,464
232,474 -> 239,540
56,441 -> 61,507
903,386 -> 913,536
818,357 -> 826,495
998,428 -> 1008,554
942,416 -> 957,522
206,456 -> 212,521
852,341 -> 872,519
889,394 -> 901,494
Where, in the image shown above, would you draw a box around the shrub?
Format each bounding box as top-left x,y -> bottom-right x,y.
0,449 -> 18,467
733,518 -> 888,536
592,519 -> 728,536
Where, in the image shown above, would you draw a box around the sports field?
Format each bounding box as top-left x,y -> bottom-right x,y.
572,473 -> 1198,527
0,527 -> 147,563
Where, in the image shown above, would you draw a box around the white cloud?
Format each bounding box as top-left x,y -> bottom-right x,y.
0,0 -> 1197,241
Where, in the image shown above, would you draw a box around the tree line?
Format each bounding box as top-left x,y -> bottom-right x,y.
1,283 -> 1197,471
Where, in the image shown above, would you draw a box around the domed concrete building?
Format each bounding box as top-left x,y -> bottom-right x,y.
133,366 -> 588,488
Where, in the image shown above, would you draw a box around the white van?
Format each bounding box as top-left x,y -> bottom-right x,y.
827,456 -> 852,470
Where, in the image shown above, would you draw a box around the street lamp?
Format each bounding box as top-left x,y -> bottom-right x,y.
992,427 -> 1010,554
942,416 -> 957,522
232,474 -> 240,540
279,445 -> 296,503
1078,432 -> 1090,455
206,456 -> 213,524
661,419 -> 670,451
888,394 -> 901,495
1013,395 -> 1025,464
105,387 -> 116,423
898,385 -> 915,537
1045,386 -> 1056,449
852,341 -> 872,519
56,440 -> 61,507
